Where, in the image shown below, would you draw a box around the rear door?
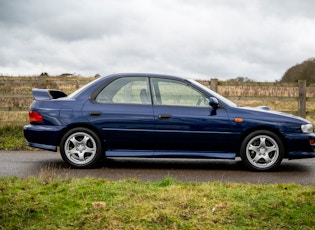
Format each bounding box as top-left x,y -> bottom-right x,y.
83,76 -> 155,150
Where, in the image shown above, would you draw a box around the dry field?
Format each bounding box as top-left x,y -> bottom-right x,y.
0,111 -> 29,127
1,75 -> 315,126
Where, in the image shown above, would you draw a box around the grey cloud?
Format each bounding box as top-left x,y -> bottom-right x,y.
1,0 -> 315,81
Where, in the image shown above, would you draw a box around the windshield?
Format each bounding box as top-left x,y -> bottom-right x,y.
188,79 -> 237,107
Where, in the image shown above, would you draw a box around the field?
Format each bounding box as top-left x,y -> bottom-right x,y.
1,75 -> 315,115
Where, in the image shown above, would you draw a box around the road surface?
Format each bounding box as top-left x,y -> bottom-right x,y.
1,151 -> 315,184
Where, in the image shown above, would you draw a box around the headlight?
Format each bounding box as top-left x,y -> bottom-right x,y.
301,124 -> 314,133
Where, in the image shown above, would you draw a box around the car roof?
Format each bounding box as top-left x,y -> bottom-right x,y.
103,73 -> 189,81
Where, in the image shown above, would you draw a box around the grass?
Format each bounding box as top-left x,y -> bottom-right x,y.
1,176 -> 315,229
0,125 -> 31,150
0,111 -> 30,150
0,111 -> 31,150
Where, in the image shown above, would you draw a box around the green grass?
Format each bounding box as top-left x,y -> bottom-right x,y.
0,111 -> 30,150
1,176 -> 315,229
0,125 -> 31,150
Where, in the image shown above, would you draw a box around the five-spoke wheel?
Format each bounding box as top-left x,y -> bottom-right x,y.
240,130 -> 284,171
60,128 -> 103,168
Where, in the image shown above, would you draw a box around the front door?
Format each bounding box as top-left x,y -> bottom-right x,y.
150,78 -> 232,153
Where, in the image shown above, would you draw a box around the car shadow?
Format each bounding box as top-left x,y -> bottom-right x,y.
35,157 -> 314,184
40,157 -> 311,173
104,157 -> 310,171
102,157 -> 246,171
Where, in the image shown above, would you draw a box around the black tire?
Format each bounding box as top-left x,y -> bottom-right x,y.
60,127 -> 103,168
240,130 -> 284,171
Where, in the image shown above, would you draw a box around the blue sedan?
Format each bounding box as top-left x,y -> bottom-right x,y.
24,73 -> 315,171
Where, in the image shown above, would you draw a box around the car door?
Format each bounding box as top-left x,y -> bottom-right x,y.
151,77 -> 232,153
83,76 -> 155,151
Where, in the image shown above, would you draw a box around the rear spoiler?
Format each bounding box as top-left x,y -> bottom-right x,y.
32,88 -> 67,100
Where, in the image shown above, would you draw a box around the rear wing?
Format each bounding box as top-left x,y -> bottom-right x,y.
32,88 -> 67,100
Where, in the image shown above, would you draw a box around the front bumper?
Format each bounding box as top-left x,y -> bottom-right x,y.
285,132 -> 315,159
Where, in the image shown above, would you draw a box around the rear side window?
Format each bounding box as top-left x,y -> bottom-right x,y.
95,77 -> 151,104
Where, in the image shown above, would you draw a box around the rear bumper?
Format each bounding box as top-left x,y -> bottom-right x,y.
24,124 -> 64,151
26,142 -> 57,152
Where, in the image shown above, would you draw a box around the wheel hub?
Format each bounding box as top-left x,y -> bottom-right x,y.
259,147 -> 266,155
77,143 -> 85,152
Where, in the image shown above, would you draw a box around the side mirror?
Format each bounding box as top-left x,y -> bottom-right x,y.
209,97 -> 219,110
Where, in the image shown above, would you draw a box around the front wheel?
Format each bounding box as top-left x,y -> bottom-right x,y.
240,130 -> 284,171
60,128 -> 103,168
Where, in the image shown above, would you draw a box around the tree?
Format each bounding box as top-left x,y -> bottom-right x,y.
226,76 -> 254,82
281,58 -> 315,83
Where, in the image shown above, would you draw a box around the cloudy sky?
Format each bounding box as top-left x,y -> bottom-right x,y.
1,0 -> 315,81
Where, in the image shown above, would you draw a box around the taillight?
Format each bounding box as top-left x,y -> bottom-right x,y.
29,111 -> 43,123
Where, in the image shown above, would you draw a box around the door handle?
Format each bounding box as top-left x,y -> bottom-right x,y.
158,114 -> 172,119
89,111 -> 101,116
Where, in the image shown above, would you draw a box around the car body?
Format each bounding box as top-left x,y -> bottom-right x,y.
24,73 -> 315,171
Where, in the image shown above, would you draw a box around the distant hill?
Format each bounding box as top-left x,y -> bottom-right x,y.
281,58 -> 315,83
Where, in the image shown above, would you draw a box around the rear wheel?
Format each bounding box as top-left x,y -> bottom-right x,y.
60,127 -> 103,168
240,130 -> 284,171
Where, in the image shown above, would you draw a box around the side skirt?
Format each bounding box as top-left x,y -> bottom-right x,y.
105,150 -> 236,159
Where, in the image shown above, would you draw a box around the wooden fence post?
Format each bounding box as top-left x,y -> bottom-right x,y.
298,80 -> 306,118
211,78 -> 218,92
39,74 -> 47,88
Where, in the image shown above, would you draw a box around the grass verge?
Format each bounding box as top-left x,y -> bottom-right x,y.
0,111 -> 30,150
1,177 -> 315,229
0,125 -> 30,150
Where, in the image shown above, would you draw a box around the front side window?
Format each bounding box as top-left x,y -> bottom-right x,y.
95,77 -> 151,104
151,78 -> 209,107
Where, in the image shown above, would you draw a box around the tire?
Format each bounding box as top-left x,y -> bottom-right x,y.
240,130 -> 284,171
60,127 -> 103,168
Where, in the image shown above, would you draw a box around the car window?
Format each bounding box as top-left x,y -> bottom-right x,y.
95,77 -> 151,104
188,79 -> 237,108
151,78 -> 209,107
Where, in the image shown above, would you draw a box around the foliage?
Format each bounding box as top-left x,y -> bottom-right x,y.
226,76 -> 255,82
281,57 -> 315,83
1,177 -> 315,229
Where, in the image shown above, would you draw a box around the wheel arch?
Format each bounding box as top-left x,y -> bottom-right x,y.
236,125 -> 287,157
58,123 -> 104,148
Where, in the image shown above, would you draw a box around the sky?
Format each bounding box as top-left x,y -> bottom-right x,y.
1,0 -> 315,81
